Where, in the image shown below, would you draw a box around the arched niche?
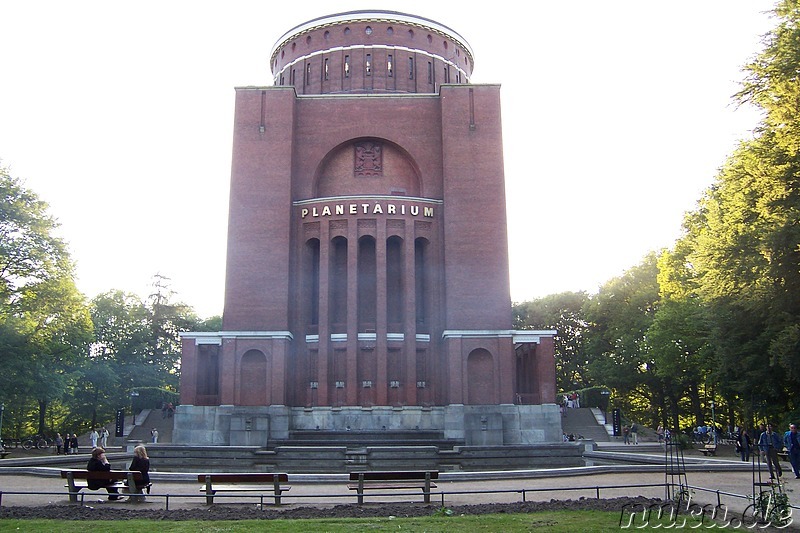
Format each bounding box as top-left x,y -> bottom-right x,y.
467,348 -> 495,404
314,138 -> 422,198
239,349 -> 269,406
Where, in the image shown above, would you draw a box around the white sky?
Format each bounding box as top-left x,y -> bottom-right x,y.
0,1 -> 777,319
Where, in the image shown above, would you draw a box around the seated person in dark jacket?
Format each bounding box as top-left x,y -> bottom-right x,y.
129,445 -> 151,494
86,447 -> 123,500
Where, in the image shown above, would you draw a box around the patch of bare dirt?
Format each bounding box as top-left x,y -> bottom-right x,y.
0,496 -> 661,521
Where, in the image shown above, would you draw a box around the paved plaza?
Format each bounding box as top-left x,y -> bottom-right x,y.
1,464 -> 798,522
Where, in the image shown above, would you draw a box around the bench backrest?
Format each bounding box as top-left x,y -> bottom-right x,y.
349,471 -> 438,482
61,470 -> 143,481
197,473 -> 289,483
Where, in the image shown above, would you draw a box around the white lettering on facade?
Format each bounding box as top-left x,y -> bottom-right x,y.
300,202 -> 435,220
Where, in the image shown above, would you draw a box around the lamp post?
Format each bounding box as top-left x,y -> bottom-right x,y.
0,404 -> 4,450
710,400 -> 717,445
130,391 -> 139,426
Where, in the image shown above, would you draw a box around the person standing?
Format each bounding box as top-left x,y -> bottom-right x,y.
90,428 -> 99,449
100,427 -> 108,448
656,425 -> 664,443
784,423 -> 800,479
622,424 -> 630,445
55,433 -> 64,455
86,447 -> 123,501
151,428 -> 159,444
758,423 -> 783,479
737,425 -> 752,462
128,445 -> 151,502
631,423 -> 638,445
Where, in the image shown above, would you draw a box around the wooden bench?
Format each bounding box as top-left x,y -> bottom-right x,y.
348,471 -> 438,504
60,470 -> 148,503
198,473 -> 291,505
0,451 -> 10,459
700,444 -> 717,456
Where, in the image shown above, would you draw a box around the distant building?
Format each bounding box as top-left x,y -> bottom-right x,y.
176,10 -> 558,446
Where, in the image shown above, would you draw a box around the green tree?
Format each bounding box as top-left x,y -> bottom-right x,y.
514,292 -> 592,392
584,253 -> 663,428
680,0 -> 800,423
0,164 -> 93,436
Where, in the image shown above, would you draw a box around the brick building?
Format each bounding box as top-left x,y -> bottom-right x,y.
176,10 -> 558,446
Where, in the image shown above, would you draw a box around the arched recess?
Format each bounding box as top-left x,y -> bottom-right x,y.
313,138 -> 422,197
414,237 -> 429,333
303,238 -> 320,332
386,236 -> 404,331
467,348 -> 495,404
358,235 -> 377,332
240,349 -> 269,406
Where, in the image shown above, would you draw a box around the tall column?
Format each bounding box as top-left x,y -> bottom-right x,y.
403,233 -> 417,404
317,223 -> 330,405
346,224 -> 359,405
376,223 -> 388,405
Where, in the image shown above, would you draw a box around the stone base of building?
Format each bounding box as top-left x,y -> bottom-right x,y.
172,403 -> 561,446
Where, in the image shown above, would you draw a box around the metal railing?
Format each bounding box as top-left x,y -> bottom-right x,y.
5,481 -> 788,511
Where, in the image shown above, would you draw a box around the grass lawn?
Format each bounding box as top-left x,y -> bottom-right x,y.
0,509 -> 725,532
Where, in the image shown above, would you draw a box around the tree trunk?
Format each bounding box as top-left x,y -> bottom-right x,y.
688,384 -> 703,426
37,399 -> 47,435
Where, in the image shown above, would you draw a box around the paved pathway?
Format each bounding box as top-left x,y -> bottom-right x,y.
1,467 -> 798,521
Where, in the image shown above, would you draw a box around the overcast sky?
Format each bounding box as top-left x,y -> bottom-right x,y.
0,1 -> 777,318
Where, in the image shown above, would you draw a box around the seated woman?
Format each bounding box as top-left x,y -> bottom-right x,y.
86,447 -> 123,500
129,445 -> 151,500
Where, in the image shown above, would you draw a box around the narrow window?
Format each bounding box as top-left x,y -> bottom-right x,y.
408,57 -> 414,79
365,53 -> 372,75
324,58 -> 329,80
279,73 -> 284,85
444,66 -> 449,83
306,63 -> 311,85
387,54 -> 393,77
427,62 -> 432,84
290,69 -> 295,85
344,55 -> 350,78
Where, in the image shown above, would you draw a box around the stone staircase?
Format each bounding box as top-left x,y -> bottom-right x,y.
560,407 -> 611,442
127,408 -> 174,444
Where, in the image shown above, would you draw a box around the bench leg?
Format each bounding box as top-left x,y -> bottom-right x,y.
424,475 -> 431,504
205,476 -> 214,505
273,476 -> 282,505
66,473 -> 78,504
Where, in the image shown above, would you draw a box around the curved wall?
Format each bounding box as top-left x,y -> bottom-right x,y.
270,11 -> 474,94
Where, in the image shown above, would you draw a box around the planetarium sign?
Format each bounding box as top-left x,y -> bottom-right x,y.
297,197 -> 440,220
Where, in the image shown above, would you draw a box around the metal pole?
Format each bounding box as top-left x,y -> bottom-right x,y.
711,401 -> 717,445
0,404 -> 4,450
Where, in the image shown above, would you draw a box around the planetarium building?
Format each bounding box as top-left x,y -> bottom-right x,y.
176,10 -> 559,447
